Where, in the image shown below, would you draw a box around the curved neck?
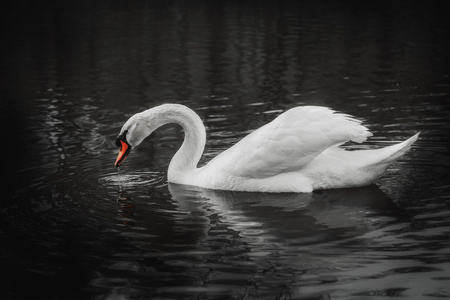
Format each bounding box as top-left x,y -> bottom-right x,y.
146,104 -> 206,182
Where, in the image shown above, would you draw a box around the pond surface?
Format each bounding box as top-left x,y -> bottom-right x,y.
1,1 -> 450,299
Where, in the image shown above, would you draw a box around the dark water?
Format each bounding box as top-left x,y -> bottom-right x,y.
1,1 -> 450,299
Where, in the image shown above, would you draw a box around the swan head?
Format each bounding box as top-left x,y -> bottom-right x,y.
114,104 -> 205,168
114,112 -> 154,167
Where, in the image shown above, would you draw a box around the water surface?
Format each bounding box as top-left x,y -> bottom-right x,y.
1,1 -> 450,299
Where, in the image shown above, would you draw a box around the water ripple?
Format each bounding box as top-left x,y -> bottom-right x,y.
98,171 -> 165,188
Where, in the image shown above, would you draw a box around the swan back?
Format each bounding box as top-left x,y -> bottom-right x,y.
204,106 -> 373,179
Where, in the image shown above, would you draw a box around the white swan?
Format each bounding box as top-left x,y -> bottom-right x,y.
115,104 -> 419,193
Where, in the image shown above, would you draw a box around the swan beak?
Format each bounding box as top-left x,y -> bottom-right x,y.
115,140 -> 132,167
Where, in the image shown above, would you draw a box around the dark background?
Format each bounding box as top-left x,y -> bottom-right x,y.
1,1 -> 450,299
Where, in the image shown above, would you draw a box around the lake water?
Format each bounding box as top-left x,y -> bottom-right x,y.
1,1 -> 450,299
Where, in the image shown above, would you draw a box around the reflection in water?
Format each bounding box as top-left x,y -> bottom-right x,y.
117,194 -> 135,227
86,182 -> 445,299
169,183 -> 401,243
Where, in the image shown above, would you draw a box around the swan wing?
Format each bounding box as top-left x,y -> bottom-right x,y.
207,106 -> 373,178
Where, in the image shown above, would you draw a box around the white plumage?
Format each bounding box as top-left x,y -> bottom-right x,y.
115,104 -> 419,193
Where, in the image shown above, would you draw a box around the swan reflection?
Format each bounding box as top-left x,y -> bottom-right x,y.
167,183 -> 401,244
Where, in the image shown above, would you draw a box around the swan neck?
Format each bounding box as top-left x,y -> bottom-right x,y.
164,105 -> 206,181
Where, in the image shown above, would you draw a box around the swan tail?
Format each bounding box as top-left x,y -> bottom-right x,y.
376,132 -> 420,164
345,132 -> 419,187
286,132 -> 419,191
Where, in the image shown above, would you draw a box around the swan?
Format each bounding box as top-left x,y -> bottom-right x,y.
115,104 -> 419,193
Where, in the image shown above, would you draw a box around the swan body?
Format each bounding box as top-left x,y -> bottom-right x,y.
115,104 -> 419,193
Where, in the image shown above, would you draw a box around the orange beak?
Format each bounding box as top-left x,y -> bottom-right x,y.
115,140 -> 131,167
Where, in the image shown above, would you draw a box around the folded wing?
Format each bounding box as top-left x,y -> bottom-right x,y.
208,106 -> 373,178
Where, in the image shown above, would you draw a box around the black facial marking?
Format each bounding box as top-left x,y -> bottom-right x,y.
115,130 -> 129,147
